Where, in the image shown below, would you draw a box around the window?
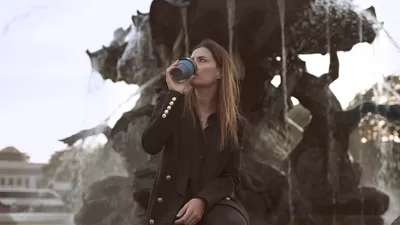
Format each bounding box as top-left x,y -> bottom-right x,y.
8,178 -> 13,186
0,178 -> 5,186
25,178 -> 29,188
16,178 -> 22,186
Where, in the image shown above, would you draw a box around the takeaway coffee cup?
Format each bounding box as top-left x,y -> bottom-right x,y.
170,57 -> 197,82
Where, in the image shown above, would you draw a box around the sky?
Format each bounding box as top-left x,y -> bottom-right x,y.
0,0 -> 399,163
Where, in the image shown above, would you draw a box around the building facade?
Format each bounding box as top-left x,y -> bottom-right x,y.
0,146 -> 45,189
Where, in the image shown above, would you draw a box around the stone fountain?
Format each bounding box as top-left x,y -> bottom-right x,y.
59,0 -> 400,224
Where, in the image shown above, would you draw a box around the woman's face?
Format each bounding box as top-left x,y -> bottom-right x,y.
190,47 -> 220,88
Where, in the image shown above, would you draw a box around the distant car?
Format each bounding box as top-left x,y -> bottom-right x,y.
0,200 -> 10,213
0,188 -> 66,213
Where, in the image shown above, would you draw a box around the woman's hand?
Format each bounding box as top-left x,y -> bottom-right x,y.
166,60 -> 194,93
175,198 -> 206,225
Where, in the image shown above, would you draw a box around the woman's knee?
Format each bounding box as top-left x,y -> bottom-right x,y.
203,204 -> 248,225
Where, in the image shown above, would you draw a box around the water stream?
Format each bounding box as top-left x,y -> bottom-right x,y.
324,2 -> 339,224
226,0 -> 235,55
180,7 -> 190,56
276,0 -> 296,224
357,8 -> 366,225
357,7 -> 400,225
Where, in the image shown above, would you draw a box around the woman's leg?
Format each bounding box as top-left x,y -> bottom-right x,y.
202,204 -> 248,225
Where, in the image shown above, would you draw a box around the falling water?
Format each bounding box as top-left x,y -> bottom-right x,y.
45,65 -> 165,211
357,10 -> 366,225
369,50 -> 400,224
324,1 -> 339,224
180,7 -> 190,56
226,0 -> 235,55
45,141 -> 129,212
44,9 -> 171,215
276,0 -> 295,224
356,7 -> 400,225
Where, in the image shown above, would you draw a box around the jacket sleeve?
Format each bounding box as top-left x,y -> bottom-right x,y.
194,120 -> 247,212
141,89 -> 185,155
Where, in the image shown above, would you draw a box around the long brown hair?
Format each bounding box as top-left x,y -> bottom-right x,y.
184,39 -> 241,151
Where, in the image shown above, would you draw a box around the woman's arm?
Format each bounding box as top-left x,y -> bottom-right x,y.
141,89 -> 184,155
194,147 -> 242,212
193,120 -> 247,212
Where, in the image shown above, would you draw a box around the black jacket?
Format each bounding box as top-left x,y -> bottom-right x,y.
141,89 -> 247,225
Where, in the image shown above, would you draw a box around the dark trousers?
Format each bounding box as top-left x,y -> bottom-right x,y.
201,204 -> 248,225
174,186 -> 248,225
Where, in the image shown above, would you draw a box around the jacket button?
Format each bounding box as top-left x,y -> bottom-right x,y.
149,219 -> 154,224
169,101 -> 174,106
166,175 -> 171,180
157,197 -> 163,203
162,114 -> 167,118
172,97 -> 177,101
167,106 -> 172,110
225,197 -> 231,200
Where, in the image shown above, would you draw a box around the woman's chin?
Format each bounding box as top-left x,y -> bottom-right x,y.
189,77 -> 200,86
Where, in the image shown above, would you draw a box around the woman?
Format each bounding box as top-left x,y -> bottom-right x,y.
141,39 -> 249,225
